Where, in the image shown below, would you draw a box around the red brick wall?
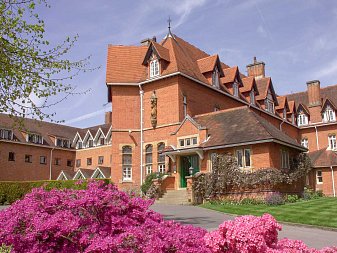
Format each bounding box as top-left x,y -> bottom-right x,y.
309,167 -> 337,196
75,145 -> 112,170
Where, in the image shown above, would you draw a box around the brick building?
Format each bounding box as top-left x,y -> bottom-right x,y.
1,30 -> 336,197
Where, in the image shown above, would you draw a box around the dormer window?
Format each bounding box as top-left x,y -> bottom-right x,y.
323,105 -> 335,122
329,134 -> 337,150
56,138 -> 70,148
291,114 -> 295,124
283,108 -> 287,120
233,82 -> 239,97
76,141 -> 83,149
265,89 -> 274,113
298,112 -> 308,126
212,67 -> 220,89
150,59 -> 159,78
0,129 -> 13,140
27,133 -> 43,144
250,90 -> 255,105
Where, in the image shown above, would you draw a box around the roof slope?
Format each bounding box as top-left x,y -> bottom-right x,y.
193,107 -> 303,149
309,148 -> 337,167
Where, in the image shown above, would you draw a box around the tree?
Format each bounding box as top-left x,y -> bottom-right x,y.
0,0 -> 92,123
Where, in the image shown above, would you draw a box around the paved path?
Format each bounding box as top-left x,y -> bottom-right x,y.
151,203 -> 337,250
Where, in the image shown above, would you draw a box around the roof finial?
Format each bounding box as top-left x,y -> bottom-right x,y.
168,16 -> 172,32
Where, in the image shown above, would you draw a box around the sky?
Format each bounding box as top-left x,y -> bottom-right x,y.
34,0 -> 337,127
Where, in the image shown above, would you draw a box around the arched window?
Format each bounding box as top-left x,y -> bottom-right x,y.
122,146 -> 132,181
145,144 -> 153,175
157,142 -> 165,173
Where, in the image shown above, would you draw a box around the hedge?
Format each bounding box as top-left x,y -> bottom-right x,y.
0,179 -> 111,205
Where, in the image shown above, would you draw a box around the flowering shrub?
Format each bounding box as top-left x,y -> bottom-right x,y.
265,192 -> 285,206
0,181 -> 210,253
204,214 -> 337,253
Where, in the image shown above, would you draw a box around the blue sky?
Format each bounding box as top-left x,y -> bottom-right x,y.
36,0 -> 337,127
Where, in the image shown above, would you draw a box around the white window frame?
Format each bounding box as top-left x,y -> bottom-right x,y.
298,113 -> 308,126
301,138 -> 308,148
146,165 -> 152,175
323,106 -> 336,122
150,59 -> 159,78
212,67 -> 220,89
0,128 -> 13,140
283,108 -> 287,120
236,148 -> 251,169
233,82 -> 239,97
316,170 -> 323,184
123,167 -> 132,181
250,90 -> 255,105
328,135 -> 337,150
178,136 -> 198,148
158,164 -> 165,174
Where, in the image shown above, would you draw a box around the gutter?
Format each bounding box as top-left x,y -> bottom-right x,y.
315,125 -> 320,150
138,84 -> 144,186
49,148 -> 55,180
331,166 -> 336,197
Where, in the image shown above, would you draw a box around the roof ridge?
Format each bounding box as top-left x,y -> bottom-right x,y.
194,106 -> 248,118
249,110 -> 275,139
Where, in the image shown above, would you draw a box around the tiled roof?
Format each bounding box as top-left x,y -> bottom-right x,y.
255,77 -> 278,106
309,148 -> 337,167
0,113 -> 80,147
221,66 -> 239,84
97,166 -> 112,178
151,41 -> 170,62
197,55 -> 218,74
285,84 -> 337,111
193,107 -> 303,150
240,76 -> 259,94
321,98 -> 337,112
287,101 -> 296,114
276,96 -> 289,111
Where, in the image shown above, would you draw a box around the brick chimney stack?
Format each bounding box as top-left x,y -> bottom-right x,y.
307,80 -> 321,107
246,57 -> 265,79
105,111 -> 112,125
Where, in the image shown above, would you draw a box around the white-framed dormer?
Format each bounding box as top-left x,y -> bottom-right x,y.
91,167 -> 111,179
149,55 -> 160,78
94,128 -> 106,146
322,105 -> 336,123
297,107 -> 309,127
328,134 -> 337,150
265,89 -> 274,114
55,137 -> 70,148
73,169 -> 91,180
105,126 -> 112,145
0,128 -> 13,140
26,132 -> 43,144
72,132 -> 83,149
212,66 -> 220,89
82,130 -> 94,148
250,89 -> 255,105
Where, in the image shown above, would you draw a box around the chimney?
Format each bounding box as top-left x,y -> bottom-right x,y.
152,36 -> 157,42
140,38 -> 151,46
105,111 -> 112,125
246,57 -> 265,79
307,80 -> 321,107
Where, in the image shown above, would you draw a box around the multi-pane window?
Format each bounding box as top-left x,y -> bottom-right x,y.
316,170 -> 323,184
236,149 -> 251,168
158,142 -> 165,173
0,129 -> 13,140
323,106 -> 336,122
329,134 -> 337,150
25,155 -> 32,163
301,138 -> 308,148
88,139 -> 94,148
281,150 -> 290,169
298,113 -> 308,126
209,153 -> 217,172
283,108 -> 287,119
98,156 -> 104,165
76,141 -> 83,149
145,144 -> 153,175
250,90 -> 255,105
265,89 -> 274,113
212,67 -> 220,89
76,159 -> 81,167
99,137 -> 105,146
122,146 -> 132,181
150,59 -> 159,78
233,82 -> 239,97
56,138 -> 70,148
8,152 -> 15,161
67,160 -> 72,167
40,156 -> 47,164
55,158 -> 61,166
27,133 -> 43,144
178,137 -> 198,148
183,95 -> 187,117
87,157 -> 92,166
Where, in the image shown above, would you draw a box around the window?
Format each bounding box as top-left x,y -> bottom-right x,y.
40,156 -> 47,164
0,129 -> 13,140
8,152 -> 15,161
99,137 -> 105,146
291,114 -> 295,124
281,150 -> 290,169
55,158 -> 61,166
145,144 -> 152,175
298,113 -> 308,126
329,135 -> 337,150
250,90 -> 255,105
76,159 -> 81,167
192,137 -> 198,145
179,139 -> 185,147
323,106 -> 336,122
150,59 -> 159,78
209,153 -> 217,172
233,82 -> 239,97
88,139 -> 93,148
87,157 -> 92,166
186,138 -> 191,146
122,146 -> 132,181
76,141 -> 83,149
212,67 -> 220,89
27,133 -> 43,144
265,100 -> 274,113
316,170 -> 323,184
183,95 -> 187,117
67,160 -> 72,167
301,138 -> 308,148
283,108 -> 287,120
157,142 -> 165,173
56,138 -> 70,148
25,155 -> 32,163
178,137 -> 198,148
98,156 -> 104,165
236,149 -> 251,168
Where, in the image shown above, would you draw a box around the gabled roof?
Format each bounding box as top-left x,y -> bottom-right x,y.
56,170 -> 76,180
297,103 -> 310,115
91,167 -> 111,179
221,66 -> 243,86
171,115 -> 205,135
197,54 -> 224,76
240,77 -> 259,94
193,107 -> 304,150
276,96 -> 289,112
142,41 -> 170,65
73,169 -> 94,179
287,101 -> 296,114
321,98 -> 337,112
255,77 -> 279,105
309,148 -> 337,167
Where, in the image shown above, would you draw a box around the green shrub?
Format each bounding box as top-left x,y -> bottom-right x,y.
286,194 -> 299,203
0,244 -> 11,253
265,192 -> 285,205
141,173 -> 163,195
302,187 -> 324,200
0,179 -> 111,205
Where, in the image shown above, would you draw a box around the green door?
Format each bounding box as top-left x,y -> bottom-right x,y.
180,155 -> 199,188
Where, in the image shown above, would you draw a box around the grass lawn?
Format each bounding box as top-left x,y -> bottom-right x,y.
201,197 -> 337,228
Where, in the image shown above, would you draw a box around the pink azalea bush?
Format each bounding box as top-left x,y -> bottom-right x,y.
0,181 -> 210,253
0,181 -> 336,253
204,214 -> 337,253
